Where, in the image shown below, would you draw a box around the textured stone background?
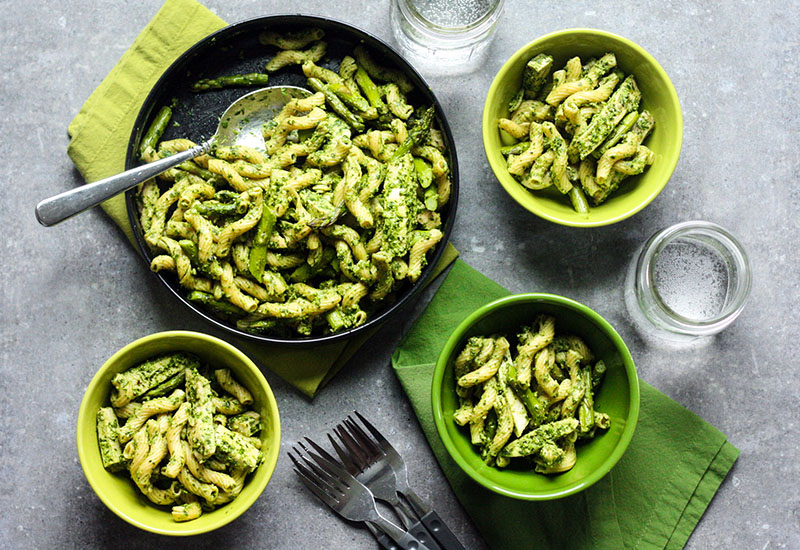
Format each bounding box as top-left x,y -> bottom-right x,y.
1,1 -> 798,548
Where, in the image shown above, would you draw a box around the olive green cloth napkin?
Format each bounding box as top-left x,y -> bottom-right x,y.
66,0 -> 459,397
392,260 -> 740,549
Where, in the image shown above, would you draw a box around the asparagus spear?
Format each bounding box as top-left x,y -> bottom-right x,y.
187,291 -> 246,316
306,77 -> 364,132
389,106 -> 434,162
190,73 -> 270,92
139,105 -> 171,158
248,208 -> 277,282
523,53 -> 554,99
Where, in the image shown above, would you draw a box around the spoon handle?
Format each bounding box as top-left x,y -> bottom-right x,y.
35,142 -> 210,226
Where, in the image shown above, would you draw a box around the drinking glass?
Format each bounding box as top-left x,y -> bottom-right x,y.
390,0 -> 504,75
624,221 -> 752,341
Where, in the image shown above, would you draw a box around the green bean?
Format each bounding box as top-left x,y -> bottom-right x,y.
214,190 -> 240,202
289,263 -> 311,283
193,200 -> 239,217
507,363 -> 547,427
517,387 -> 547,427
593,111 -> 639,158
187,291 -> 245,316
175,161 -> 215,180
423,188 -> 438,211
500,418 -> 578,458
179,239 -> 200,264
500,141 -> 530,156
326,80 -> 371,113
507,88 -> 524,113
355,67 -> 386,110
591,360 -> 607,389
248,209 -> 277,281
414,157 -> 433,189
139,106 -> 171,158
237,317 -> 282,332
568,186 -> 590,214
306,77 -> 364,132
578,368 -> 595,435
326,308 -> 354,333
140,370 -> 186,400
523,53 -> 554,99
483,409 -> 498,442
190,73 -> 270,92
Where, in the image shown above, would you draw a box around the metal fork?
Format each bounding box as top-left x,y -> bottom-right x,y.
346,412 -> 467,550
289,440 -> 433,550
296,439 -> 397,550
325,426 -> 443,550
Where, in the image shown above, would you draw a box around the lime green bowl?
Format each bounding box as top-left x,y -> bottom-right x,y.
432,294 -> 639,500
482,28 -> 683,227
77,331 -> 281,535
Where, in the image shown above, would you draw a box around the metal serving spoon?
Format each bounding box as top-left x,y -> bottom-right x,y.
35,85 -> 310,227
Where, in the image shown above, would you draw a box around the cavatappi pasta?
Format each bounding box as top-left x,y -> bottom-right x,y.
451,316 -> 610,473
138,28 -> 450,337
499,52 -> 656,213
96,352 -> 265,522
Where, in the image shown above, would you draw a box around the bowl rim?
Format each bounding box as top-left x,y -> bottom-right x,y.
481,27 -> 684,227
76,330 -> 281,535
123,14 -> 459,347
431,293 -> 640,500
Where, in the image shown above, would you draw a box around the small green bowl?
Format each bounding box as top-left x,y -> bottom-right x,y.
77,331 -> 281,535
482,28 -> 683,227
432,294 -> 639,500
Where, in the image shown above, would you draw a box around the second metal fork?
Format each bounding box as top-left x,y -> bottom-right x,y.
326,423 -> 443,550
290,441 -> 432,550
340,412 -> 467,550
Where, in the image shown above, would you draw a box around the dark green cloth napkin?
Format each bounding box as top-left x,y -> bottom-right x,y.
66,0 -> 459,397
392,260 -> 739,549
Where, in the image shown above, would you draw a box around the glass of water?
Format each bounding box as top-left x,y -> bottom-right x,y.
624,221 -> 752,341
390,0 -> 504,75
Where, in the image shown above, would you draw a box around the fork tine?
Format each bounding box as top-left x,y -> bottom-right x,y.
304,443 -> 363,489
354,410 -> 391,448
303,435 -> 337,463
289,449 -> 340,497
327,432 -> 360,475
293,445 -> 349,495
344,416 -> 383,458
294,465 -> 340,509
334,424 -> 370,469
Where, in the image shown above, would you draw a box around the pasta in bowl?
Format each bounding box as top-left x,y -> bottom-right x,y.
125,16 -> 458,345
77,331 -> 280,535
431,294 -> 639,500
482,28 -> 682,227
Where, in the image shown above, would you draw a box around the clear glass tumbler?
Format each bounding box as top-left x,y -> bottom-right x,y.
624,221 -> 752,341
390,0 -> 504,76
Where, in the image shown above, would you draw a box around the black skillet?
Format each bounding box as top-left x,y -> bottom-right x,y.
124,14 -> 459,347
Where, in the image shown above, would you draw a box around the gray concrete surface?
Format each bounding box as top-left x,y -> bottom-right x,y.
2,1 -> 798,548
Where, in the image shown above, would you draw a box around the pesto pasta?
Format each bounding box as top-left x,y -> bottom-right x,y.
498,52 -> 656,212
137,29 -> 451,337
96,352 -> 265,522
451,317 -> 610,473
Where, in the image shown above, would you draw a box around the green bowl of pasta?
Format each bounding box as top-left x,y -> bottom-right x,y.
482,28 -> 682,226
77,331 -> 281,535
432,294 -> 639,500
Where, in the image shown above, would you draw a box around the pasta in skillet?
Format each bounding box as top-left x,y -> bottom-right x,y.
138,28 -> 451,337
96,352 -> 264,522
